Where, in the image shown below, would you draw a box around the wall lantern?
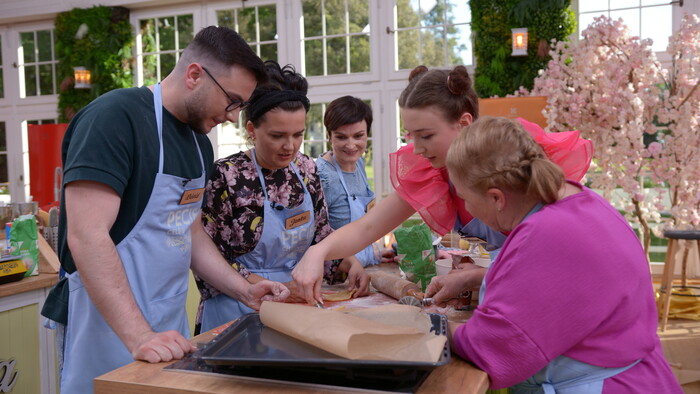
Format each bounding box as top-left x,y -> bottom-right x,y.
511,28 -> 528,56
73,67 -> 91,89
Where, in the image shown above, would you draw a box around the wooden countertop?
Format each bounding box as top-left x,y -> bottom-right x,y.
0,272 -> 58,298
95,324 -> 489,394
95,264 -> 489,393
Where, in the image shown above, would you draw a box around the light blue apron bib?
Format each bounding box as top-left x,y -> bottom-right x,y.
477,202 -> 641,393
332,154 -> 377,266
60,83 -> 204,394
200,148 -> 315,332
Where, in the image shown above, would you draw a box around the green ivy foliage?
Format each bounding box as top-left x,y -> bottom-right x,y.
55,6 -> 134,122
471,0 -> 575,98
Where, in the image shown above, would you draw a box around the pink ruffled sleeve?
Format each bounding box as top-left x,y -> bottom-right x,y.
389,144 -> 456,236
517,118 -> 593,182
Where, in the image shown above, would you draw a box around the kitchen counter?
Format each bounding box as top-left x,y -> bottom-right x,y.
0,272 -> 58,298
95,264 -> 489,393
95,323 -> 488,394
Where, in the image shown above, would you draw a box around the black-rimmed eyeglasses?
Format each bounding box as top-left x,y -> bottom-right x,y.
201,66 -> 249,112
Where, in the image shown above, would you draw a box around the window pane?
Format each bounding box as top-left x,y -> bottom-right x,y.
610,8 -> 640,36
421,27 -> 445,67
448,0 -> 470,24
579,13 -> 601,36
141,19 -> 156,53
159,17 -> 176,51
161,53 -> 177,79
348,0 -> 369,33
303,0 -> 323,37
305,103 -> 324,140
217,10 -> 236,29
349,35 -> 370,73
611,0 -> 640,9
178,14 -> 194,48
260,43 -> 278,62
0,154 -> 7,184
449,23 -> 471,66
304,141 -> 325,158
397,29 -> 420,70
143,54 -> 158,86
0,122 -> 5,151
39,64 -> 54,95
327,37 -> 347,74
37,30 -> 52,62
259,5 -> 277,41
579,0 -> 610,13
325,0 -> 346,35
641,0 -> 668,5
25,66 -> 37,96
0,38 -> 3,64
642,6 -> 671,51
0,70 -> 3,99
397,0 -> 421,29
422,0 -> 444,26
305,39 -> 323,76
21,32 -> 36,63
238,8 -> 258,42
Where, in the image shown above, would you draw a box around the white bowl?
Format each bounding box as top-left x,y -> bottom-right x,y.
435,259 -> 452,276
472,256 -> 492,268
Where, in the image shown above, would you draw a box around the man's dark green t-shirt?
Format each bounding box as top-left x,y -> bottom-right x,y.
41,86 -> 214,324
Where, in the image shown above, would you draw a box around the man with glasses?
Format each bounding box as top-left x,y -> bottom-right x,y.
41,26 -> 290,394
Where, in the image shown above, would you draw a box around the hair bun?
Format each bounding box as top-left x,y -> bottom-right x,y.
408,65 -> 429,82
447,65 -> 471,96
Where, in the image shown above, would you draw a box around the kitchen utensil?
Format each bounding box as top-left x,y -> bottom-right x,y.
369,271 -> 421,300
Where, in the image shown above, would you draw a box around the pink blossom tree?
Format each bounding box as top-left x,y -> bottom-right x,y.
526,14 -> 700,253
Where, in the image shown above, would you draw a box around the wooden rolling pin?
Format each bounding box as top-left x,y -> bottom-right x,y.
369,271 -> 422,301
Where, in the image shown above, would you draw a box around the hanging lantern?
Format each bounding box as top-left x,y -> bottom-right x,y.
511,28 -> 528,56
73,67 -> 91,89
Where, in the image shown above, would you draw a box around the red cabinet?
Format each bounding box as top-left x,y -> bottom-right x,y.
27,124 -> 68,210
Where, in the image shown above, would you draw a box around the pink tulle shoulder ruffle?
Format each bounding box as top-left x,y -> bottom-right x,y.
517,117 -> 593,183
389,118 -> 593,236
389,145 -> 460,236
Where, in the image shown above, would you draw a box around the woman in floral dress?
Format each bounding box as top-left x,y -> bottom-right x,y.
194,61 -> 368,334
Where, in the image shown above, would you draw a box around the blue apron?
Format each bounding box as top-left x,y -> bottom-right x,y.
60,83 -> 205,393
200,148 -> 315,331
332,154 -> 377,266
477,202 -> 640,392
511,355 -> 640,394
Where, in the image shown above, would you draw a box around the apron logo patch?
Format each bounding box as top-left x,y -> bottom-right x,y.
179,188 -> 205,205
366,198 -> 376,212
286,211 -> 310,230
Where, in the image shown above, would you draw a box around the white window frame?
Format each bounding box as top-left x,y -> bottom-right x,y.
0,20 -> 59,203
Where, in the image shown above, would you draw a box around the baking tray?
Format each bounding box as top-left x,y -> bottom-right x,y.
198,312 -> 450,369
177,312 -> 450,392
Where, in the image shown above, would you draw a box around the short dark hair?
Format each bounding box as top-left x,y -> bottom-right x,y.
323,96 -> 373,138
180,26 -> 267,83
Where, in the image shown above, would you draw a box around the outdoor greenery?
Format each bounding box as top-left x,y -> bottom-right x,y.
470,0 -> 575,98
55,6 -> 133,122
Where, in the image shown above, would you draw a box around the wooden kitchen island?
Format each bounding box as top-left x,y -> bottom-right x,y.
95,326 -> 488,393
95,264 -> 489,393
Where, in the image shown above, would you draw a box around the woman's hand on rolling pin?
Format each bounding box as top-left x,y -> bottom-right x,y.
425,267 -> 486,306
292,245 -> 326,305
341,256 -> 370,297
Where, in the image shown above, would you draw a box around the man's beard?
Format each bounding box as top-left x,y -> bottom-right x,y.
184,93 -> 212,135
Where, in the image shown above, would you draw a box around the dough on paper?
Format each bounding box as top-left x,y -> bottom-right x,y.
322,288 -> 357,301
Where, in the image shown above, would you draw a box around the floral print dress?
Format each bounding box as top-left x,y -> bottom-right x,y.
195,151 -> 344,329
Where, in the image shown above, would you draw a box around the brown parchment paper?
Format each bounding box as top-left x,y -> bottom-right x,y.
259,302 -> 446,363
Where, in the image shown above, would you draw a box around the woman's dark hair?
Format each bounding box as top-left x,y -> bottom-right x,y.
244,60 -> 310,126
323,96 -> 373,138
179,26 -> 267,83
398,65 -> 479,122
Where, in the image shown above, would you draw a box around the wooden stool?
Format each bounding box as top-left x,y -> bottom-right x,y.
659,229 -> 700,331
